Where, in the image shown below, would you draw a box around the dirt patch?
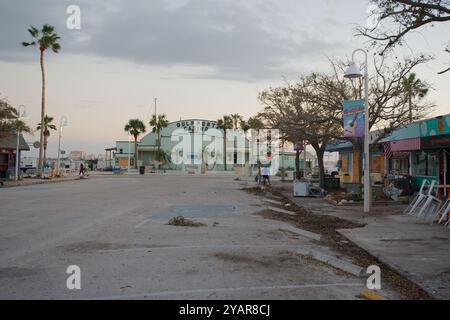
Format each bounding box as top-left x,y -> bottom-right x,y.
242,186 -> 269,196
213,253 -> 273,268
212,251 -> 304,269
168,216 -> 207,227
246,186 -> 434,300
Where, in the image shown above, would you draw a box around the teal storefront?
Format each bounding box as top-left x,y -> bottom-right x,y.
412,115 -> 450,195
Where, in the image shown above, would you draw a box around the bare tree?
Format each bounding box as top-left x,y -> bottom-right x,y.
332,54 -> 434,179
259,75 -> 345,188
356,0 -> 450,74
258,55 -> 434,187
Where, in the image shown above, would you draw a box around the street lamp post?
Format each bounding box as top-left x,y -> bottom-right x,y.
15,105 -> 27,181
344,49 -> 370,213
57,116 -> 68,176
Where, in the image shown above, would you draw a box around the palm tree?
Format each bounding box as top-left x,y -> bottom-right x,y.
247,116 -> 264,162
230,113 -> 242,130
149,114 -> 169,156
0,98 -> 31,137
37,115 -> 57,165
230,114 -> 243,166
124,119 -> 146,169
402,73 -> 429,123
22,24 -> 61,175
216,115 -> 233,171
240,119 -> 251,164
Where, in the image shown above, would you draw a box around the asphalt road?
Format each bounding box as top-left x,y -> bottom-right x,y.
0,174 -> 396,299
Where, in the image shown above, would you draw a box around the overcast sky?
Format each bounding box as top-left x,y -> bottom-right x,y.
0,0 -> 449,157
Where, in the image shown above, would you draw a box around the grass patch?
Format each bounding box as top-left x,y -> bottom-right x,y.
167,216 -> 207,227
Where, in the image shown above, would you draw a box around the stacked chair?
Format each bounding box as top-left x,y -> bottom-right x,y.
404,179 -> 449,231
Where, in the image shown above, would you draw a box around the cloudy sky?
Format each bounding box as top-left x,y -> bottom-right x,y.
0,0 -> 449,157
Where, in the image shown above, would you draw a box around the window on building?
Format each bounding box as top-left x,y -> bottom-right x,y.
391,157 -> 409,174
416,153 -> 427,176
428,154 -> 438,177
415,153 -> 438,177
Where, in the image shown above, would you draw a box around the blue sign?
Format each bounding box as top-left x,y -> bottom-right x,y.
343,100 -> 365,138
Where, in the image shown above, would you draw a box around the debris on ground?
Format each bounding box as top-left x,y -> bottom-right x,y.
246,186 -> 434,300
383,183 -> 402,201
167,216 -> 207,227
325,191 -> 361,206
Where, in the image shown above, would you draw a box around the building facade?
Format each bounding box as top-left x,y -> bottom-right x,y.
327,114 -> 450,194
114,119 -> 285,172
0,132 -> 30,180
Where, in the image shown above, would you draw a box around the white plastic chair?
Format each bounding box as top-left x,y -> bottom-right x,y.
433,198 -> 450,225
404,179 -> 429,215
417,180 -> 442,222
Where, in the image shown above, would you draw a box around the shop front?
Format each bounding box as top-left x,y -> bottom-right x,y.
419,133 -> 450,197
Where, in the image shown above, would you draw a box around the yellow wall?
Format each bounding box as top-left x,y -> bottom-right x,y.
339,151 -> 385,184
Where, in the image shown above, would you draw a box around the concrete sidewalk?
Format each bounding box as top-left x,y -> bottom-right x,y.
1,175 -> 81,188
277,183 -> 450,300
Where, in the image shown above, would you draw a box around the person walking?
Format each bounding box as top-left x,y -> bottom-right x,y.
261,165 -> 271,186
79,163 -> 84,177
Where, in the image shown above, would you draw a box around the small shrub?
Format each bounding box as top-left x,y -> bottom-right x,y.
168,216 -> 206,227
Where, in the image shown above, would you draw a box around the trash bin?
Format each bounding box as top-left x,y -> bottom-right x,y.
324,177 -> 340,191
139,166 -> 145,175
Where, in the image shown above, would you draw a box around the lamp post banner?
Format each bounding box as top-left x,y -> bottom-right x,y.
343,100 -> 365,138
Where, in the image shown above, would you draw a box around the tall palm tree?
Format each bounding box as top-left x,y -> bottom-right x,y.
230,114 -> 243,165
124,119 -> 146,169
247,116 -> 264,162
22,24 -> 61,175
216,115 -> 233,171
240,119 -> 251,164
230,113 -> 242,130
37,115 -> 57,165
149,114 -> 169,155
402,73 -> 429,123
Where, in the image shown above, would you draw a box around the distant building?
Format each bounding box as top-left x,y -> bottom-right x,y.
69,150 -> 86,161
113,119 -> 283,171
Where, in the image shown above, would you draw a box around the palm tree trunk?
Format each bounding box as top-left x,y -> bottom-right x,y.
223,130 -> 227,171
38,49 -> 45,176
157,128 -> 161,154
134,137 -> 138,169
43,135 -> 48,165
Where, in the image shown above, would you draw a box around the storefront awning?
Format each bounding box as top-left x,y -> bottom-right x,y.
390,138 -> 421,152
